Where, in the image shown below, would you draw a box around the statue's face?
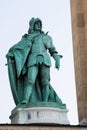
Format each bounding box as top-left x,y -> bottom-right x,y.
34,21 -> 41,31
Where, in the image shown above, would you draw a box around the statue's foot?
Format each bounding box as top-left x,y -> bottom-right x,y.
21,100 -> 27,104
43,99 -> 48,102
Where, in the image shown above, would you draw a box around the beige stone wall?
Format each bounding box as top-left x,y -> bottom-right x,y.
0,125 -> 86,130
70,0 -> 87,122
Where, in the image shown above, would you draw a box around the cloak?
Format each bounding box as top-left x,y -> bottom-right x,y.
6,34 -> 63,106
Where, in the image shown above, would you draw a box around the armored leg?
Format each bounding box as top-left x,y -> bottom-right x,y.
40,65 -> 50,102
22,66 -> 38,104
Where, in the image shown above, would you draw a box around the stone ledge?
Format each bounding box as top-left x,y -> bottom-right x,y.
0,124 -> 87,130
10,107 -> 69,124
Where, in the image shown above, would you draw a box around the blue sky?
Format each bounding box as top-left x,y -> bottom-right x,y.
0,0 -> 78,125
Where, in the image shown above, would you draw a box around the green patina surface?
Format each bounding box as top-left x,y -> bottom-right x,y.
6,17 -> 65,109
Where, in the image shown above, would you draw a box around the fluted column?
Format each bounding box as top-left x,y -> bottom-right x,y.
70,0 -> 87,122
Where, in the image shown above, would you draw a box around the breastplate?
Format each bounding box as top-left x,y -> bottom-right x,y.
30,35 -> 46,54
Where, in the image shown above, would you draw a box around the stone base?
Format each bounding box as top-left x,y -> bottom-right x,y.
10,107 -> 69,124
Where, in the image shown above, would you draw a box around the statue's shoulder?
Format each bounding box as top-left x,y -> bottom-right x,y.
42,33 -> 52,42
9,34 -> 32,51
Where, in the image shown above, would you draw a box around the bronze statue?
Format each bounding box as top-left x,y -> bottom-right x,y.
6,18 -> 65,108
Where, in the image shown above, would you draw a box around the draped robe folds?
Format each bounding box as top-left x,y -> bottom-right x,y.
6,34 -> 63,106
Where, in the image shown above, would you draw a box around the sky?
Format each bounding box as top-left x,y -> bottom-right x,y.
0,0 -> 79,125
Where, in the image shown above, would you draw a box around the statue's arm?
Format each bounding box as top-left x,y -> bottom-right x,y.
49,47 -> 63,70
45,35 -> 63,70
52,53 -> 63,70
6,50 -> 15,66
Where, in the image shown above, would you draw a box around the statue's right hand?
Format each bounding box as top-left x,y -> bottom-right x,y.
6,53 -> 14,58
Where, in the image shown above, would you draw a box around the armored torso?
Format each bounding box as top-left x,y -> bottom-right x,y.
27,33 -> 52,67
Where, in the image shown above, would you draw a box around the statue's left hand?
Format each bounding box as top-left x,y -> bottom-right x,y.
55,61 -> 60,70
52,53 -> 62,70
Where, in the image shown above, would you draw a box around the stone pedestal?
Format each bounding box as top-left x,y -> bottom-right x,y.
10,107 -> 69,124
